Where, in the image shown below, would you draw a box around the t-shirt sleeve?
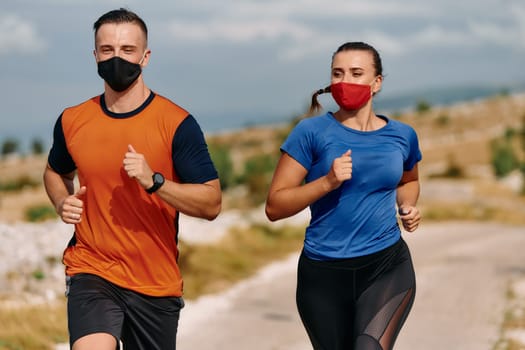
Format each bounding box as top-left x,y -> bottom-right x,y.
172,115 -> 218,183
280,120 -> 314,171
47,114 -> 77,174
404,126 -> 422,171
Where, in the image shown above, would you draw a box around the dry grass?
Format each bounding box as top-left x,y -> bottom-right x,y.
179,223 -> 304,299
0,300 -> 67,350
0,156 -> 50,223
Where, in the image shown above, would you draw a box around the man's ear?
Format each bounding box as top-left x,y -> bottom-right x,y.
141,49 -> 152,67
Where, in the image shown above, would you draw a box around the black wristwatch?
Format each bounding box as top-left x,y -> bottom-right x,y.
146,172 -> 165,194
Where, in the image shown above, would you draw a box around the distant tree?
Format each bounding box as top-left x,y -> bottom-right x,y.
498,88 -> 510,97
491,140 -> 519,178
31,138 -> 45,155
415,99 -> 431,114
1,138 -> 20,157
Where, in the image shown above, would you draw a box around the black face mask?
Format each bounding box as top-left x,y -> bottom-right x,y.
97,56 -> 142,92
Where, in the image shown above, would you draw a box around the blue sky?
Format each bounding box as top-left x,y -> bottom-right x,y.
1,0 -> 524,147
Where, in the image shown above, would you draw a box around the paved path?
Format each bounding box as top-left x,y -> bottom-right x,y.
176,221 -> 525,350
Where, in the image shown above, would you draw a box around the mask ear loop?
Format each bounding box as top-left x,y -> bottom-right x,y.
139,50 -> 149,65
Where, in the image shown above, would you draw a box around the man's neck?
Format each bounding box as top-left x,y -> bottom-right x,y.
104,79 -> 151,114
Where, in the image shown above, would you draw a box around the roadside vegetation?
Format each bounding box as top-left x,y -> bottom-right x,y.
1,92 -> 525,349
0,223 -> 305,350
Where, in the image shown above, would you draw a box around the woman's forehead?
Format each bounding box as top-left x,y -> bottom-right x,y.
332,50 -> 374,69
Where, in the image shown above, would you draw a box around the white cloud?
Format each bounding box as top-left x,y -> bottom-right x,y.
223,0 -> 430,19
167,18 -> 313,43
0,14 -> 46,55
160,0 -> 525,61
162,0 -> 433,44
45,0 -> 127,4
467,3 -> 525,51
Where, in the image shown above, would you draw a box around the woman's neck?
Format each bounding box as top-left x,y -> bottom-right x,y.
334,106 -> 385,131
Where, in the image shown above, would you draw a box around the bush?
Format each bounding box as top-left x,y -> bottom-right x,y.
25,205 -> 57,222
1,138 -> 20,156
240,153 -> 278,205
0,175 -> 41,192
32,269 -> 45,280
415,99 -> 431,114
435,113 -> 450,127
30,138 -> 45,155
491,140 -> 519,178
208,143 -> 235,190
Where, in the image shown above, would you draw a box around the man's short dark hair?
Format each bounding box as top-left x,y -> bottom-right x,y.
93,8 -> 148,43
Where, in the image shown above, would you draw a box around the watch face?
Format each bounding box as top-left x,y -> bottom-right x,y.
146,172 -> 165,194
153,173 -> 164,183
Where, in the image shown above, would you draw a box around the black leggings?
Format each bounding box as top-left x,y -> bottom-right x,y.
296,238 -> 415,350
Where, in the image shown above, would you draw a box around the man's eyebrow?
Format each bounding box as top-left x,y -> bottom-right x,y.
97,44 -> 138,49
120,45 -> 138,49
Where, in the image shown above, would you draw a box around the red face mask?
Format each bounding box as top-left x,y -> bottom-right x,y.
330,82 -> 372,110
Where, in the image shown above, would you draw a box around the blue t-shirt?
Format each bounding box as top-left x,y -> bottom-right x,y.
281,112 -> 422,260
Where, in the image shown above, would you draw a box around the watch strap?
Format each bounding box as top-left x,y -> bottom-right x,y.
146,172 -> 164,194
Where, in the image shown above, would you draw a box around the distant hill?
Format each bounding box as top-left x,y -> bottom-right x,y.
375,82 -> 525,113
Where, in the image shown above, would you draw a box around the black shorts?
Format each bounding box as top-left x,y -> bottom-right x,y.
66,273 -> 184,350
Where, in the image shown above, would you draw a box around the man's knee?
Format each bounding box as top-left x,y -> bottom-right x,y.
72,332 -> 117,350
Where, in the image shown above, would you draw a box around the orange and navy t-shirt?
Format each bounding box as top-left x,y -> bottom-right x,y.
47,91 -> 218,297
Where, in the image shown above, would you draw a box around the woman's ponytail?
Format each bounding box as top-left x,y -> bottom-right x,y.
308,86 -> 330,116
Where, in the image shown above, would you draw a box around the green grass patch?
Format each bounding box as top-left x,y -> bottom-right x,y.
0,176 -> 40,193
24,205 -> 57,222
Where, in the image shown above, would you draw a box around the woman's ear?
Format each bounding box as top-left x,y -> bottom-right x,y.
372,75 -> 383,95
